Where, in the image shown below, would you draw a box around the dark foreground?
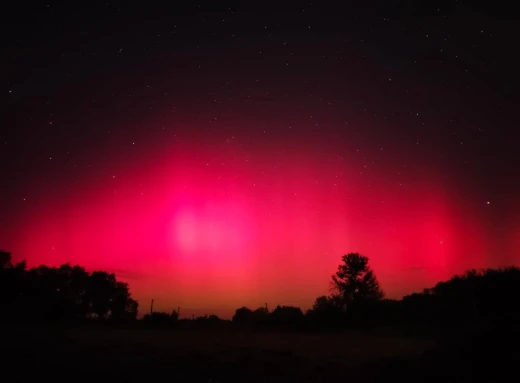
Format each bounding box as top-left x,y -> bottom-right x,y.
2,325 -> 519,382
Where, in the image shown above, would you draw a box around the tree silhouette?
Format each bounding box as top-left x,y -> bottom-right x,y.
252,306 -> 269,322
270,305 -> 304,324
5,247 -> 520,333
305,295 -> 344,327
87,271 -> 117,318
0,251 -> 27,316
0,251 -> 138,322
232,306 -> 254,323
394,266 -> 520,329
111,281 -> 138,320
331,253 -> 384,312
0,250 -> 13,268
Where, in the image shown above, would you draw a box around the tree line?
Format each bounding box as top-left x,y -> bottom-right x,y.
2,250 -> 520,330
0,250 -> 138,322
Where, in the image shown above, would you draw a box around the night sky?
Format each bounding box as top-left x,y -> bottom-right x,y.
3,2 -> 519,317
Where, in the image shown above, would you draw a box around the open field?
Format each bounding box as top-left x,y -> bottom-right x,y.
2,326 -> 518,382
61,327 -> 435,362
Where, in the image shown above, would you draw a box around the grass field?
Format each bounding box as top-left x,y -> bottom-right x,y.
2,326 -> 517,382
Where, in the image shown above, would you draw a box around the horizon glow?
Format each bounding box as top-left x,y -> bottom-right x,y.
5,115 -> 517,319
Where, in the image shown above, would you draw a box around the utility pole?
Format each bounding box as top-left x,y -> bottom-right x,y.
178,307 -> 181,318
265,302 -> 268,313
150,299 -> 154,316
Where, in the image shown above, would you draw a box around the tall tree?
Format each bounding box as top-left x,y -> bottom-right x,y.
331,253 -> 384,311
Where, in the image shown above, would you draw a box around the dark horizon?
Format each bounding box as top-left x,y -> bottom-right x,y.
2,249 -> 520,382
3,248 -> 519,322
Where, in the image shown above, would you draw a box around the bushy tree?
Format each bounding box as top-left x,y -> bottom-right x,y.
232,306 -> 254,323
0,251 -> 139,322
331,253 -> 384,311
306,295 -> 343,319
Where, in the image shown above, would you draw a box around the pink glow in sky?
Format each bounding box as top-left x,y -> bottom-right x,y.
4,119 -> 518,318
3,3 -> 519,321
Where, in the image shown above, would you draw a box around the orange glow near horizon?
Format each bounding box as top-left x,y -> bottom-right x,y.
3,121 -> 518,319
